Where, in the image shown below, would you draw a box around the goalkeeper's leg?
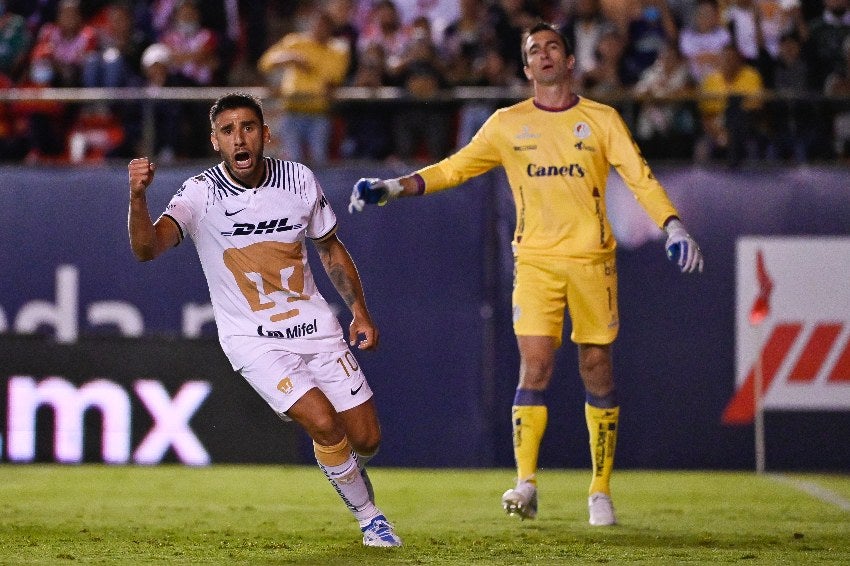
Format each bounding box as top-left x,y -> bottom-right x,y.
580,344 -> 619,526
503,336 -> 555,519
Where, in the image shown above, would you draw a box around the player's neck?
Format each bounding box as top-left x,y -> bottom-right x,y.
533,83 -> 578,111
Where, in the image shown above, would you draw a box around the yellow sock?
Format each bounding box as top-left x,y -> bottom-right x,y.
512,404 -> 548,484
585,403 -> 619,495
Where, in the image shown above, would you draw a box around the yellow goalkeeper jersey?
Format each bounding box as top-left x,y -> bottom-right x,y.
415,96 -> 680,262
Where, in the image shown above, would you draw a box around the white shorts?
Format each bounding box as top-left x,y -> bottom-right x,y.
238,345 -> 373,421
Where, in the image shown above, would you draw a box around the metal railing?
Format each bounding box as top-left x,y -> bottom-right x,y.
1,86 -> 847,162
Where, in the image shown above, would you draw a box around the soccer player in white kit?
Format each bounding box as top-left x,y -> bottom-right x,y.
127,92 -> 401,547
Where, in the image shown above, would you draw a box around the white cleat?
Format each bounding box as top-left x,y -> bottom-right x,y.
588,492 -> 617,526
501,481 -> 538,520
361,515 -> 402,547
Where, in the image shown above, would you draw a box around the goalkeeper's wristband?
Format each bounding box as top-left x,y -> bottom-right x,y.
384,178 -> 403,198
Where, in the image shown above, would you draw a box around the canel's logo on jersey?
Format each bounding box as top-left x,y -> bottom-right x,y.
573,122 -> 591,139
526,163 -> 585,178
221,218 -> 303,236
725,238 -> 850,425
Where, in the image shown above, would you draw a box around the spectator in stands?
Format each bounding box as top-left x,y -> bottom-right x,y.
559,0 -> 615,91
721,0 -> 807,86
158,0 -> 218,87
805,0 -> 850,91
136,42 -> 189,162
326,0 -> 360,82
259,6 -> 349,165
668,0 -> 699,30
0,0 -> 32,81
454,46 -> 524,148
766,31 -> 821,161
488,0 -> 540,80
82,1 -> 148,88
622,0 -> 679,86
579,26 -> 628,100
156,0 -> 219,159
76,2 -> 149,159
30,0 -> 97,87
0,71 -> 28,159
148,0 -> 238,84
340,42 -> 393,160
390,16 -> 452,163
393,0 -> 460,43
695,43 -> 765,166
442,0 -> 493,85
632,39 -> 696,159
16,0 -> 60,35
12,55 -> 69,161
824,35 -> 850,157
358,0 -> 408,76
679,0 -> 731,83
725,0 -> 807,61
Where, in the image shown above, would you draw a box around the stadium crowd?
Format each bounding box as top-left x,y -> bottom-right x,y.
0,0 -> 848,165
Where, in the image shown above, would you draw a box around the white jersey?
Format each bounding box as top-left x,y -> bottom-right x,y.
162,157 -> 347,369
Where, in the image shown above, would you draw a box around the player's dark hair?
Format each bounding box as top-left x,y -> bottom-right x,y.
209,92 -> 265,128
521,21 -> 573,66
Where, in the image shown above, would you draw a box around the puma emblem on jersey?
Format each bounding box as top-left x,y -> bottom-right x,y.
257,319 -> 317,339
221,218 -> 303,236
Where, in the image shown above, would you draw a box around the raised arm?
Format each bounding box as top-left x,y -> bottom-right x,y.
313,233 -> 379,350
128,158 -> 180,261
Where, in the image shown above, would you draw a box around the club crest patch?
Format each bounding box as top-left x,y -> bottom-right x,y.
277,377 -> 294,395
574,122 -> 591,139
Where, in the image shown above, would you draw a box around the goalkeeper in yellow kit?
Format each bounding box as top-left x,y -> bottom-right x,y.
349,21 -> 704,526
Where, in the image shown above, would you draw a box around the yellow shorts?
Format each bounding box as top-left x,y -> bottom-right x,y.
512,255 -> 619,347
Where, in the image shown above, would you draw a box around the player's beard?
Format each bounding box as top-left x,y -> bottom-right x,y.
224,145 -> 264,187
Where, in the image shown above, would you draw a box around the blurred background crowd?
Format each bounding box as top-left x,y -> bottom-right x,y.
0,0 -> 848,167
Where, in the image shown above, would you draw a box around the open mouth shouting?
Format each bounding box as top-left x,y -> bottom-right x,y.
233,150 -> 253,170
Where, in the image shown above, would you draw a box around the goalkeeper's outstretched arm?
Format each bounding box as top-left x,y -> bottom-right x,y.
348,175 -> 423,213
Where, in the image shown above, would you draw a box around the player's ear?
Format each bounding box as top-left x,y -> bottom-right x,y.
263,124 -> 271,144
210,132 -> 219,152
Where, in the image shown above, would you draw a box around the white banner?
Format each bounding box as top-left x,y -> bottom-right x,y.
725,237 -> 850,423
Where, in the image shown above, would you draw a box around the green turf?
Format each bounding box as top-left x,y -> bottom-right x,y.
0,466 -> 848,564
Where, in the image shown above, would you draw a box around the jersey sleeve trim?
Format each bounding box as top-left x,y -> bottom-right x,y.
310,222 -> 338,243
160,213 -> 184,245
412,173 -> 426,195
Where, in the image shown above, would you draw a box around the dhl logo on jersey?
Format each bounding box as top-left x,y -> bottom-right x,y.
220,218 -> 303,236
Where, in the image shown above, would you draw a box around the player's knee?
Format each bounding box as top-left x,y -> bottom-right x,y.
579,344 -> 614,395
304,413 -> 345,446
352,431 -> 381,457
519,356 -> 554,389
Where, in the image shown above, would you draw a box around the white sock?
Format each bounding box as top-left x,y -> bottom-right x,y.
317,449 -> 381,527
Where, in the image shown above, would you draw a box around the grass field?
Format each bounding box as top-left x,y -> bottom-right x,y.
1,466 -> 848,565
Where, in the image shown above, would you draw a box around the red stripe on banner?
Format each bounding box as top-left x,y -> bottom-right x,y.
828,337 -> 850,383
787,324 -> 843,383
722,323 -> 803,425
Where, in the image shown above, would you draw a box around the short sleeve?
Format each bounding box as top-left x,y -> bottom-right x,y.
162,179 -> 205,240
305,175 -> 337,241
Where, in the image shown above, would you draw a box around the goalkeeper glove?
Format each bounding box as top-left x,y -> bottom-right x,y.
664,219 -> 704,273
348,177 -> 403,213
